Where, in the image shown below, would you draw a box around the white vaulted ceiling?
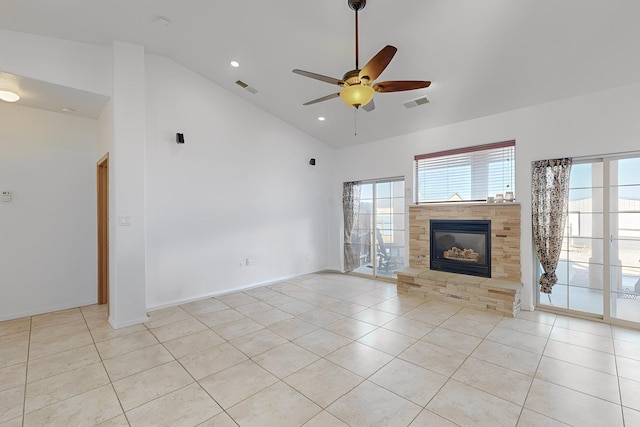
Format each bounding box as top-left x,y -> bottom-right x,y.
1,0 -> 640,147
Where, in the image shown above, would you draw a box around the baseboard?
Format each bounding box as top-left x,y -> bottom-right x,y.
319,268 -> 344,274
145,269 -> 324,312
108,314 -> 150,329
0,299 -> 98,322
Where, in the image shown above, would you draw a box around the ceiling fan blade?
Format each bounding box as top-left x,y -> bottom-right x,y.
359,45 -> 397,83
303,93 -> 341,106
362,99 -> 375,112
293,69 -> 343,86
373,80 -> 431,92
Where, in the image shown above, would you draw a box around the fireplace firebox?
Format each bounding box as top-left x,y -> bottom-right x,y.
430,219 -> 491,278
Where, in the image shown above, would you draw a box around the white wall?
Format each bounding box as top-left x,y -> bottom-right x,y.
330,83 -> 640,310
0,31 -> 334,323
144,54 -> 333,309
107,42 -> 148,328
97,98 -> 113,158
0,29 -> 112,97
0,103 -> 99,320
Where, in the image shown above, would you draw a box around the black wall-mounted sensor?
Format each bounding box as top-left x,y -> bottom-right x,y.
176,133 -> 184,144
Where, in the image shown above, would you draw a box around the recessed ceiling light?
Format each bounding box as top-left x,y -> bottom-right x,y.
318,116 -> 325,121
0,90 -> 20,102
230,61 -> 240,68
153,16 -> 171,27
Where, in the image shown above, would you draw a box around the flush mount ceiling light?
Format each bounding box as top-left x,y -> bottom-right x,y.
318,116 -> 326,121
230,61 -> 240,68
152,16 -> 171,27
0,90 -> 20,102
292,0 -> 431,111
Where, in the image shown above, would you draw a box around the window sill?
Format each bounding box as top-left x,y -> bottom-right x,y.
409,201 -> 521,207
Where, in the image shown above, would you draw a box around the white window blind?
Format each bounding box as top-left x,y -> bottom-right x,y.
415,141 -> 515,203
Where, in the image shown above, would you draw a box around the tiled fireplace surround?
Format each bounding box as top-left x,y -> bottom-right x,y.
396,203 -> 523,317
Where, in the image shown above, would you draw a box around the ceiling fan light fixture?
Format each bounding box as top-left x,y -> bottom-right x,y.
0,90 -> 20,102
293,0 -> 429,115
339,84 -> 374,108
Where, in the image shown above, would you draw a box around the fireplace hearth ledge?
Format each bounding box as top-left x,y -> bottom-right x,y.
395,268 -> 522,317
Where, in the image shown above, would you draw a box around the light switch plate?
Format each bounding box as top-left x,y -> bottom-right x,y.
1,191 -> 12,202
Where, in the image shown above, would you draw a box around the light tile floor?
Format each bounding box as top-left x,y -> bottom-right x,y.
2,272 -> 640,426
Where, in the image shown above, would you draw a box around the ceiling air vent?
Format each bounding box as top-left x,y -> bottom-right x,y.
403,96 -> 429,109
235,80 -> 258,95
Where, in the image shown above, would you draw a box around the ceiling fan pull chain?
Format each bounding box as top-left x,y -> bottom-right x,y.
354,108 -> 358,136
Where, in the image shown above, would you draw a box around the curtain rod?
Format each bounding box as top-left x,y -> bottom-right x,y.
531,149 -> 640,164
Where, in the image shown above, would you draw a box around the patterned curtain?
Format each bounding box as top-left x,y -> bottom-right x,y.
343,181 -> 362,272
532,158 -> 572,294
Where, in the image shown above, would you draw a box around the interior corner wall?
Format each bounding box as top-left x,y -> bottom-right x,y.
108,41 -> 148,328
0,103 -> 99,320
330,83 -> 640,311
144,54 -> 333,309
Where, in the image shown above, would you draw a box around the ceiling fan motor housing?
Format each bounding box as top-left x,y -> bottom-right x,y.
342,69 -> 362,86
348,0 -> 366,11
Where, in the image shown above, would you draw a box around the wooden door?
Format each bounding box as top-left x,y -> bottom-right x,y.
97,154 -> 109,308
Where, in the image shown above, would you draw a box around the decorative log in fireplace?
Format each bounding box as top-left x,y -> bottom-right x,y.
430,219 -> 491,278
443,247 -> 480,262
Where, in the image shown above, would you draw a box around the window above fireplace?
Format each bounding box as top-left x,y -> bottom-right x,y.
414,140 -> 515,204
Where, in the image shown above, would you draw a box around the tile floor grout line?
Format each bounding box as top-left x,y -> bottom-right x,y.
22,309 -> 109,424
84,305 -> 146,426
515,308 -> 555,426
298,314 -> 397,423
611,321 -> 627,426
162,299 -> 311,426
396,304 -> 470,420
82,307 -> 131,426
425,309 -> 514,425
20,315 -> 33,426
515,310 -> 622,425
215,287 -> 400,423
141,326 -> 234,424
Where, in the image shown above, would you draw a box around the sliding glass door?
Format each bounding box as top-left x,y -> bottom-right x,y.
538,161 -> 604,314
537,154 -> 640,326
351,178 -> 405,278
609,156 -> 640,322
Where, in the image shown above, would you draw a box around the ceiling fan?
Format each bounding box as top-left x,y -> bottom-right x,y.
293,0 -> 431,111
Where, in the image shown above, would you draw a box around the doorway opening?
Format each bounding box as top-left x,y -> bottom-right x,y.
97,154 -> 109,309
